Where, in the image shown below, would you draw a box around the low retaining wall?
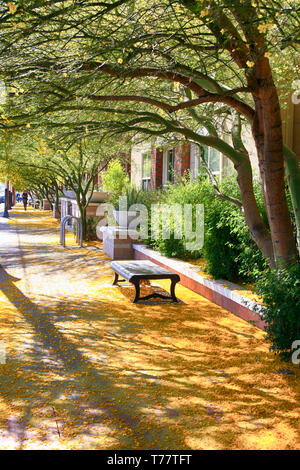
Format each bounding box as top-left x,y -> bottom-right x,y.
42,199 -> 52,211
133,244 -> 266,331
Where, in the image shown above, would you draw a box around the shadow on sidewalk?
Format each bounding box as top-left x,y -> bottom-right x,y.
0,264 -> 189,450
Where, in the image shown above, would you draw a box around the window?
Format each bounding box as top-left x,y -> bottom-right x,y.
142,152 -> 151,191
191,144 -> 221,178
162,148 -> 175,185
207,147 -> 221,174
166,149 -> 175,183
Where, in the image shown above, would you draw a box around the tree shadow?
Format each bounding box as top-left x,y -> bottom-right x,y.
0,264 -> 190,450
1,206 -> 300,449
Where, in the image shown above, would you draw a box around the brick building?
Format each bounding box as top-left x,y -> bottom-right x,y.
131,136 -> 241,190
130,97 -> 300,190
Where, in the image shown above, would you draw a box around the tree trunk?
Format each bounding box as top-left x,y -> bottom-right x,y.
252,58 -> 298,267
283,145 -> 300,254
43,185 -> 53,211
78,204 -> 87,241
54,186 -> 60,216
75,191 -> 87,241
231,112 -> 275,266
234,156 -> 275,266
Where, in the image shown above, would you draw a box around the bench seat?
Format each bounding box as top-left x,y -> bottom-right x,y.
111,260 -> 180,303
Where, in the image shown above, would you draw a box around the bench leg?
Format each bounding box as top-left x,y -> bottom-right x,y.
170,278 -> 179,302
112,272 -> 127,286
132,278 -> 179,303
132,280 -> 140,303
112,272 -> 119,285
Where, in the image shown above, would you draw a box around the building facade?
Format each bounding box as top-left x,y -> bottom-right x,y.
130,99 -> 299,190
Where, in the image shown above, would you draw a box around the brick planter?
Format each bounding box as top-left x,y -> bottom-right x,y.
53,204 -> 61,219
70,200 -> 108,240
101,227 -> 138,259
70,200 -> 100,219
42,199 -> 52,210
133,244 -> 266,330
60,198 -> 72,219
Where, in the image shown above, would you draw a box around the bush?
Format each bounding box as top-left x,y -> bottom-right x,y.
148,174 -> 212,259
203,178 -> 268,281
203,197 -> 241,280
85,216 -> 99,241
118,185 -> 144,209
147,174 -> 268,281
101,159 -> 129,206
73,216 -> 99,241
150,219 -> 188,259
255,263 -> 300,361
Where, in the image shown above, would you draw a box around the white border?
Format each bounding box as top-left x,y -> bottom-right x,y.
133,244 -> 265,317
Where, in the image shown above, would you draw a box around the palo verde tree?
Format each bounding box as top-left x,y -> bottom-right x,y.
0,0 -> 299,267
0,157 -> 60,208
0,128 -> 130,239
0,128 -> 64,212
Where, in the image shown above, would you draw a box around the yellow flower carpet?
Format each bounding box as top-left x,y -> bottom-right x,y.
0,206 -> 299,450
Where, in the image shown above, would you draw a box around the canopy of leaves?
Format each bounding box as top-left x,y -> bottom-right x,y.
0,0 -> 298,148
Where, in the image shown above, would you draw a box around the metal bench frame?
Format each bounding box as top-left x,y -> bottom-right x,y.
111,261 -> 180,303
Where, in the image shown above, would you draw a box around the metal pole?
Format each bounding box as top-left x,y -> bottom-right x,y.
2,178 -> 9,218
8,181 -> 12,210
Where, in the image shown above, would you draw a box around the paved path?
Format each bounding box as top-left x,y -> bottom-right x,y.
0,206 -> 299,450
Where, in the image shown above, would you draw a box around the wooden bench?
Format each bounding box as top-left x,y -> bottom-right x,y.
111,260 -> 180,303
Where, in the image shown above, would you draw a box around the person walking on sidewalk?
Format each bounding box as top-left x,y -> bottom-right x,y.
22,190 -> 28,211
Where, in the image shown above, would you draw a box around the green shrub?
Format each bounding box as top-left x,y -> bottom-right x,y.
149,215 -> 188,259
255,263 -> 300,361
203,179 -> 268,281
146,174 -> 268,281
101,159 -> 129,206
148,173 -> 211,259
73,216 -> 99,241
151,233 -> 187,259
86,216 -> 99,241
138,188 -> 163,211
116,185 -> 145,209
138,188 -> 167,244
203,197 -> 240,280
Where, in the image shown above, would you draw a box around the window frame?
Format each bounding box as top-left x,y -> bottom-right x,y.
141,152 -> 151,191
163,148 -> 175,185
192,143 -> 221,178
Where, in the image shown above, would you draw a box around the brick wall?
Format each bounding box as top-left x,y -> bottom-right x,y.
174,142 -> 190,180
151,148 -> 163,188
150,143 -> 191,189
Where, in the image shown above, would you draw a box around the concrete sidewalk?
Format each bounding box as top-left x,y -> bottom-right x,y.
0,206 -> 299,450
